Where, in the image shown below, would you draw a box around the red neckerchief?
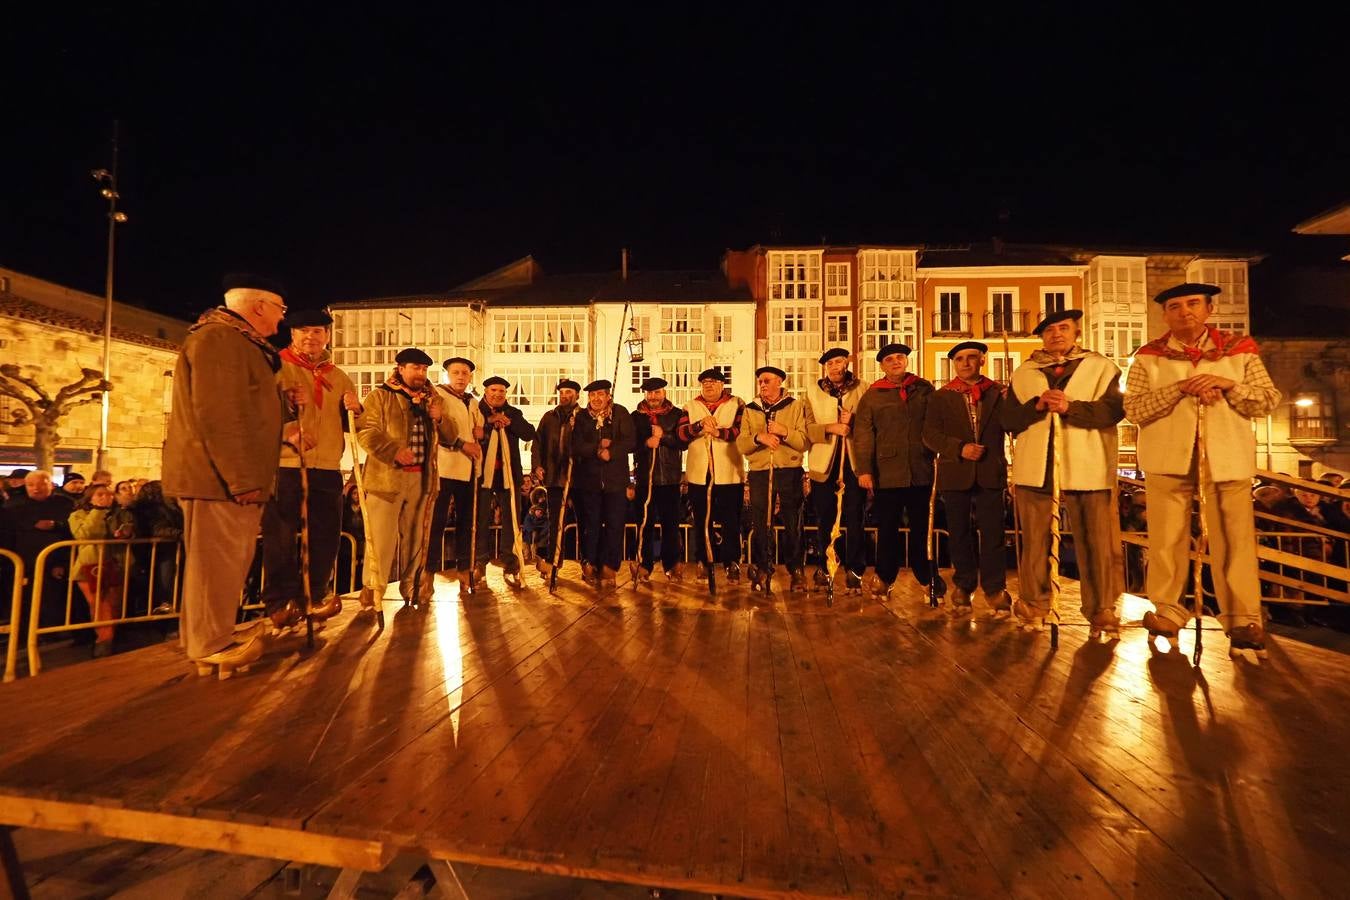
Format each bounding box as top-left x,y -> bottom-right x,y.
870,372 -> 922,402
696,389 -> 733,414
942,375 -> 998,405
818,372 -> 857,399
384,372 -> 435,408
636,397 -> 673,426
1135,326 -> 1260,367
280,347 -> 335,408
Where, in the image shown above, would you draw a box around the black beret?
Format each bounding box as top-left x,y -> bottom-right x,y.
819,347 -> 849,365
394,347 -> 433,365
1152,282 -> 1221,305
947,341 -> 988,359
584,379 -> 612,392
555,379 -> 581,392
755,366 -> 787,380
9,469 -> 31,479
443,356 -> 476,372
1032,309 -> 1083,336
482,376 -> 510,388
64,472 -> 87,483
221,272 -> 287,300
640,376 -> 668,392
697,368 -> 727,382
875,342 -> 912,362
286,308 -> 332,328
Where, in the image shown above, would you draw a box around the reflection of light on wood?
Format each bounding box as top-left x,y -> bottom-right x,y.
435,589 -> 464,744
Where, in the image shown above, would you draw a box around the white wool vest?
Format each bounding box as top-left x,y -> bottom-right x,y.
684,397 -> 745,485
1010,353 -> 1119,491
1132,351 -> 1258,483
435,386 -> 485,482
805,379 -> 862,479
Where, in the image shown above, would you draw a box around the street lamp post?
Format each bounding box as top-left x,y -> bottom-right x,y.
92,122 -> 128,473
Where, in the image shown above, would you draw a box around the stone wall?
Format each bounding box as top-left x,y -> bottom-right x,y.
0,315 -> 178,480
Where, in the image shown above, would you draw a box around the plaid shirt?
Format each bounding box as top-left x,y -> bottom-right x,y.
1124,331 -> 1280,425
407,408 -> 428,466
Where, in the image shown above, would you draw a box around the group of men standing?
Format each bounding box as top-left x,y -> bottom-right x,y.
162,274 -> 1280,679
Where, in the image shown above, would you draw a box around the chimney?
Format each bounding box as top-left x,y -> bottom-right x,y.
621,248 -> 629,281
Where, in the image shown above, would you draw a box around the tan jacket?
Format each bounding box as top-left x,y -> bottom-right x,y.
356,384 -> 457,495
163,309 -> 286,501
736,394 -> 812,471
435,385 -> 486,482
804,375 -> 864,481
276,351 -> 357,471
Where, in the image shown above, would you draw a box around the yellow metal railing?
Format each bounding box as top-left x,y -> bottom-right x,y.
2,548 -> 25,683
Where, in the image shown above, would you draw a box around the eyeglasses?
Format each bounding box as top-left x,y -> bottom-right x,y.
262,298 -> 288,315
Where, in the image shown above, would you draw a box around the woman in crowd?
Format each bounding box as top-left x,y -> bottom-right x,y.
68,483 -> 136,657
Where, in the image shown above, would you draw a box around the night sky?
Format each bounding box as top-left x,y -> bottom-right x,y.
4,8 -> 1348,322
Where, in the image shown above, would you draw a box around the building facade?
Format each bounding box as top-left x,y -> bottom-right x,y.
0,270 -> 187,480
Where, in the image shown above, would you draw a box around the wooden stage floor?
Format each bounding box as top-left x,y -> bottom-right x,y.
1,567 -> 1348,898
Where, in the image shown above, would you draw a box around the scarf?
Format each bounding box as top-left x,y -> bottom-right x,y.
1028,344 -> 1091,383
280,347 -> 335,408
749,393 -> 794,416
635,397 -> 674,426
1134,326 -> 1260,366
942,375 -> 999,405
870,372 -> 923,402
383,371 -> 435,412
191,307 -> 281,373
817,371 -> 858,400
696,388 -> 734,414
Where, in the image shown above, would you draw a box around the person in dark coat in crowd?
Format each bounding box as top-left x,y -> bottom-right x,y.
570,379 -> 635,590
631,376 -> 687,583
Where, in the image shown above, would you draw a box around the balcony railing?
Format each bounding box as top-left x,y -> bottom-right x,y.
931,311 -> 973,337
983,309 -> 1032,337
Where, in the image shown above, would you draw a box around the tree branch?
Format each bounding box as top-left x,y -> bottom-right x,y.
0,365 -> 51,404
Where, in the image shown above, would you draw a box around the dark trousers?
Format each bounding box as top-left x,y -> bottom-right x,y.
689,483 -> 742,566
579,489 -> 628,571
475,487 -> 521,573
639,484 -> 684,573
942,486 -> 1007,595
428,476 -> 475,571
749,468 -> 804,571
261,467 -> 343,612
873,485 -> 934,586
812,461 -> 867,575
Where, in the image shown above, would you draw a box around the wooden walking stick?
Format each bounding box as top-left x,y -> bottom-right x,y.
346,414 -> 384,629
409,397 -> 440,611
1191,399 -> 1209,666
999,320 -> 1023,570
703,433 -> 718,595
824,436 -> 847,608
296,418 -> 315,647
632,423 -> 657,583
549,407 -> 579,594
466,437 -> 482,595
927,454 -> 941,609
1046,410 -> 1065,649
499,422 -> 526,588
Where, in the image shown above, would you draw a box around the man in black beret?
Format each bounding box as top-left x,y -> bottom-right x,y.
922,341 -> 1011,614
61,472 -> 88,497
261,305 -> 361,629
803,348 -> 867,592
472,376 -> 536,587
1126,282 -> 1281,656
854,343 -> 945,599
676,368 -> 746,585
530,378 -> 581,576
355,347 -> 457,608
571,379 -> 635,589
429,357 -> 484,585
631,376 -> 686,583
737,365 -> 813,593
1001,307 -> 1124,635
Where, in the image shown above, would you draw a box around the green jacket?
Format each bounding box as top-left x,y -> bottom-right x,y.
854,374 -> 935,489
736,394 -> 813,472
68,505 -> 135,571
356,383 -> 457,495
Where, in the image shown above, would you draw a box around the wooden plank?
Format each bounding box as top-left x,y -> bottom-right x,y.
0,797 -> 390,871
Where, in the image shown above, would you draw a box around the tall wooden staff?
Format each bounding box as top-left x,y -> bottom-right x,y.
1190,400 -> 1209,665
926,455 -> 941,608
408,393 -> 440,611
1046,411 -> 1064,649
296,418 -> 315,647
346,414 -> 384,629
632,412 -> 658,583
548,407 -> 579,594
498,421 -> 526,588
999,318 -> 1023,570
702,433 -> 718,595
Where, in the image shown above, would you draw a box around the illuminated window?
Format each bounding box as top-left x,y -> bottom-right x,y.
859,250 -> 916,302
987,288 -> 1020,334
1043,289 -> 1069,314
664,356 -> 702,406
767,251 -> 822,301
936,289 -> 967,334
631,364 -> 651,393
861,303 -> 918,382
713,314 -> 733,343
825,312 -> 851,344
661,306 -> 705,352
825,262 -> 851,304
493,312 -> 587,354
1291,392 -> 1336,442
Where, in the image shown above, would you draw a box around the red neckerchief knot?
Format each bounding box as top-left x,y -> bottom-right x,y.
943,375 -> 998,404
280,347 -> 335,408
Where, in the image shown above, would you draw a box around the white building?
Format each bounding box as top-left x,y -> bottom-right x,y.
329,257 -> 755,426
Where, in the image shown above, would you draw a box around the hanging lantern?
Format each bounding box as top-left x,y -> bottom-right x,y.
625,325 -> 645,363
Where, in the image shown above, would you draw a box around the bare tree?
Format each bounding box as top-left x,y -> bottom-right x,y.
0,365 -> 112,472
